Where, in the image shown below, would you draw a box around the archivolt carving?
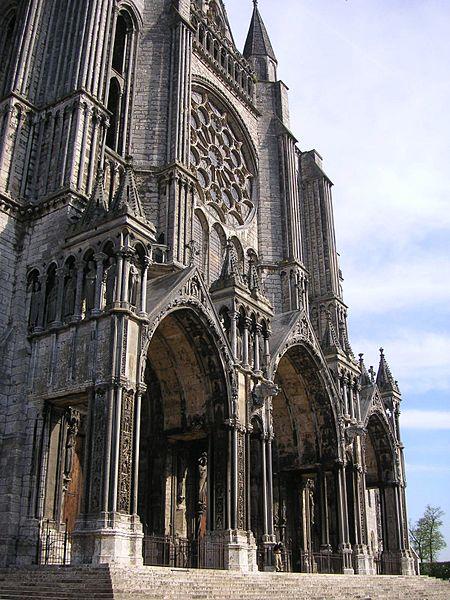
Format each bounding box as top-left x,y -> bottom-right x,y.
139,274 -> 238,418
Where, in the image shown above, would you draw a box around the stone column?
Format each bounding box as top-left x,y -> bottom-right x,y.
114,249 -> 124,305
254,324 -> 262,375
320,470 -> 331,551
139,256 -> 150,316
266,436 -> 274,538
120,248 -> 134,305
335,460 -> 354,574
355,384 -> 362,422
342,374 -> 350,418
132,387 -> 144,515
222,419 -> 257,572
242,318 -> 251,369
349,380 -> 355,421
72,384 -> 143,566
263,329 -> 271,375
230,311 -> 239,361
260,435 -> 268,538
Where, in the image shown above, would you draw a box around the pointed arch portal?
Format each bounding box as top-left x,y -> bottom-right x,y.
268,343 -> 341,572
138,308 -> 230,563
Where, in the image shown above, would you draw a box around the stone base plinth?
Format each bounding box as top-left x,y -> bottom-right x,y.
339,543 -> 354,574
209,529 -> 258,572
71,512 -> 143,566
353,544 -> 375,575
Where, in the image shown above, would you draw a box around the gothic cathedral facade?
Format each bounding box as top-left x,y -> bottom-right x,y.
0,0 -> 415,575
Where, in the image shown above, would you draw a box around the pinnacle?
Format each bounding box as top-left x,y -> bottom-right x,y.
358,353 -> 373,387
110,157 -> 146,221
376,347 -> 400,394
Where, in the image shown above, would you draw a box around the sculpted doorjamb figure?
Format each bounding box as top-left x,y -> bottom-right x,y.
84,261 -> 96,312
195,452 -> 208,539
198,452 -> 208,509
63,408 -> 81,491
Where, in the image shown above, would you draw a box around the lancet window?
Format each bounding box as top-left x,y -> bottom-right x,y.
106,10 -> 136,154
0,9 -> 17,97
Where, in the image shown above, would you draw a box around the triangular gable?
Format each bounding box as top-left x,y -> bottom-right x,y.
145,266 -> 233,357
269,309 -> 326,375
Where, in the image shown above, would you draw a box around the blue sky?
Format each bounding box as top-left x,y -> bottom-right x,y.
224,0 -> 450,559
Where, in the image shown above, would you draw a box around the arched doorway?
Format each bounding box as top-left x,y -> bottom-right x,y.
271,344 -> 339,572
137,308 -> 229,567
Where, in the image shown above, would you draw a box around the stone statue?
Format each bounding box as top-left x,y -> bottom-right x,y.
45,280 -> 58,324
103,257 -> 116,306
63,408 -> 81,490
306,478 -> 315,525
28,278 -> 41,328
198,452 -> 208,509
84,261 -> 96,311
63,268 -> 76,318
128,262 -> 139,307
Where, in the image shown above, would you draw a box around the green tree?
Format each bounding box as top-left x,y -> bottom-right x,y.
410,505 -> 447,563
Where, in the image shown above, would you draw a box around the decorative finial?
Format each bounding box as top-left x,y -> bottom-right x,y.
358,353 -> 364,364
253,0 -> 258,6
379,347 -> 384,356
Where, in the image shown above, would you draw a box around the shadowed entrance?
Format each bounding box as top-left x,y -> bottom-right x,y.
137,308 -> 229,567
271,344 -> 340,572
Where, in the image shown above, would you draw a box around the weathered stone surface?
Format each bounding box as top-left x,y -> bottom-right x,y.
0,0 -> 413,577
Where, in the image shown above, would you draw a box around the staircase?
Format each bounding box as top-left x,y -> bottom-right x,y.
0,567 -> 113,600
0,566 -> 449,600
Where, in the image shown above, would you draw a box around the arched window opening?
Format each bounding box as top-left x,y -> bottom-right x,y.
106,77 -> 122,151
106,10 -> 136,155
112,14 -> 128,75
0,10 -> 17,96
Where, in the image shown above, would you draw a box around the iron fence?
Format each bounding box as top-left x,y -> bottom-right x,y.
38,519 -> 71,565
142,535 -> 226,570
374,554 -> 403,575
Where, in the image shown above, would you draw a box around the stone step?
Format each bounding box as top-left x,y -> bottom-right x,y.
0,567 -> 448,600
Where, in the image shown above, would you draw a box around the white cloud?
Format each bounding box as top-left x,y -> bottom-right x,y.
344,254 -> 450,315
401,410 -> 450,430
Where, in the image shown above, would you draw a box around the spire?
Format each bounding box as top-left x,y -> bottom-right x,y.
376,348 -> 400,393
243,1 -> 277,76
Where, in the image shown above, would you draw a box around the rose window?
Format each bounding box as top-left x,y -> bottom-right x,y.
190,91 -> 255,227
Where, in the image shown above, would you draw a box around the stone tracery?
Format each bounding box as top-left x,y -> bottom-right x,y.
190,90 -> 255,227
